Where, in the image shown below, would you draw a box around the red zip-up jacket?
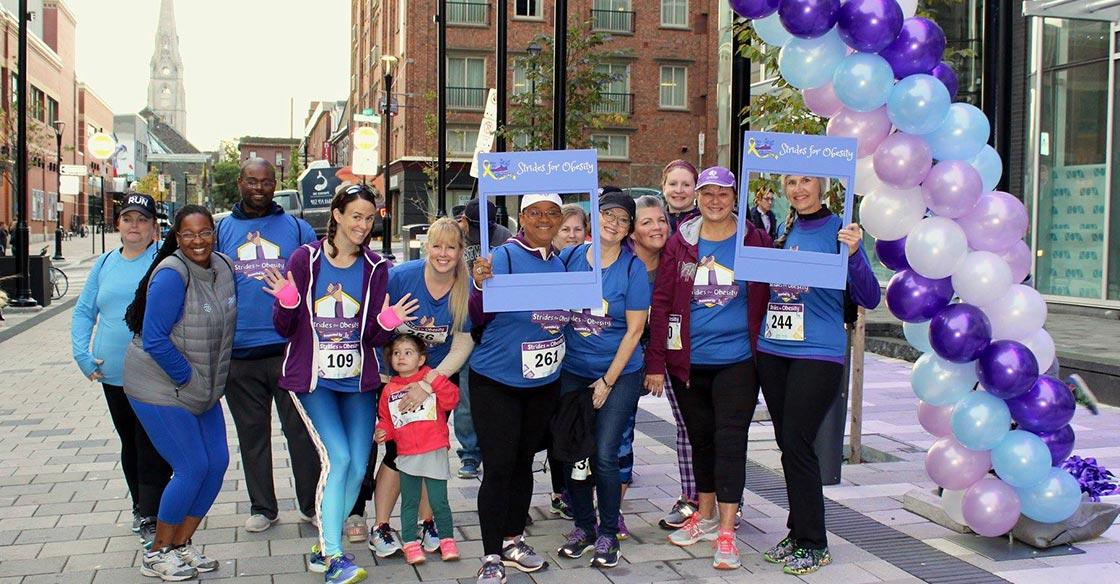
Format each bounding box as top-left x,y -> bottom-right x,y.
376,366 -> 460,456
645,214 -> 773,385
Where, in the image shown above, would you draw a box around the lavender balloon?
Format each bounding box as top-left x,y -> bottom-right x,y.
803,82 -> 844,117
886,269 -> 954,323
1006,376 -> 1076,433
875,236 -> 910,271
925,436 -> 992,491
873,133 -> 933,189
931,62 -> 959,99
962,477 -> 1021,537
922,161 -> 984,219
729,0 -> 780,19
779,0 -> 841,39
1032,425 -> 1075,466
930,304 -> 992,364
998,240 -> 1031,284
918,400 -> 954,437
837,0 -> 903,53
879,17 -> 946,78
826,106 -> 892,158
957,191 -> 1029,253
976,340 -> 1039,400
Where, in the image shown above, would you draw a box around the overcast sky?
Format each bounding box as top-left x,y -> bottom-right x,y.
67,0 -> 350,152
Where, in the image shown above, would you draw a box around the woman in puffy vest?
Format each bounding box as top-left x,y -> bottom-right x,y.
123,204 -> 237,581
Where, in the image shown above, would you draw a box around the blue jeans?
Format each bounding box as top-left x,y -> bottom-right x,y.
454,366 -> 481,464
561,370 -> 642,539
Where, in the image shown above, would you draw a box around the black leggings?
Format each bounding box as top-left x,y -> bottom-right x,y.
102,385 -> 172,518
670,359 -> 759,504
471,370 -> 559,555
756,352 -> 844,550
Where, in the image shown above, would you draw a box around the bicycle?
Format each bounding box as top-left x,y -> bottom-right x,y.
37,246 -> 68,300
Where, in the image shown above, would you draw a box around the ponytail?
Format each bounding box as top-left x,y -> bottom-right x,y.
774,207 -> 797,249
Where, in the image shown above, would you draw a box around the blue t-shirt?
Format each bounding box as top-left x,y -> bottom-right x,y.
561,244 -> 650,379
689,235 -> 751,366
469,243 -> 569,388
387,259 -> 471,370
216,211 -> 316,349
311,258 -> 367,392
758,214 -> 847,361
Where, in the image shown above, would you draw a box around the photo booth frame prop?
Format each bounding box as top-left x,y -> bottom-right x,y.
735,131 -> 857,290
477,149 -> 602,312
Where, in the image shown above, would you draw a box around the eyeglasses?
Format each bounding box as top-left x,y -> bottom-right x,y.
763,196 -> 775,202
242,179 -> 276,188
177,230 -> 215,242
522,208 -> 562,220
600,210 -> 632,227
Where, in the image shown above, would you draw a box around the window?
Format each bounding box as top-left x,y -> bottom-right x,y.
510,130 -> 532,150
9,73 -> 16,107
592,134 -> 629,160
515,0 -> 543,19
661,0 -> 688,28
659,65 -> 687,109
593,0 -> 634,33
448,56 -> 486,110
447,127 -> 479,155
30,86 -> 45,122
447,0 -> 488,26
47,97 -> 59,125
594,63 -> 631,115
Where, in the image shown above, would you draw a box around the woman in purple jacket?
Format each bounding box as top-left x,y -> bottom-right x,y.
262,184 -> 418,584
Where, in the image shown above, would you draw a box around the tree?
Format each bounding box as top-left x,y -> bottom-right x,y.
208,139 -> 241,211
282,145 -> 303,190
134,172 -> 160,199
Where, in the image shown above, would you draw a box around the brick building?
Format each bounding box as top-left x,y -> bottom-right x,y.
301,100 -> 347,167
350,0 -> 723,228
238,136 -> 301,183
77,83 -> 114,227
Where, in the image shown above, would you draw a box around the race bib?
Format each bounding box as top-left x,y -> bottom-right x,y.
667,314 -> 683,351
317,344 -> 362,379
765,303 -> 805,342
387,390 -> 437,429
521,337 -> 565,379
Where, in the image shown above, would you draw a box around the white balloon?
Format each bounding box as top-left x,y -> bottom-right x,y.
860,187 -> 927,241
1020,329 -> 1056,373
897,0 -> 919,18
951,251 -> 1013,307
981,284 -> 1048,341
904,217 -> 969,279
856,155 -> 885,196
942,488 -> 968,526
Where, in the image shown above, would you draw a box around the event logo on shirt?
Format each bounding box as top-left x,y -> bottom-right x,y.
234,231 -> 286,279
398,315 -> 450,346
771,283 -> 811,303
313,283 -> 361,343
569,300 -> 611,337
530,310 -> 571,334
692,256 -> 738,307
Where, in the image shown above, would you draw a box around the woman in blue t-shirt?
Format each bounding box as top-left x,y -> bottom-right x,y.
554,192 -> 650,569
756,175 -> 880,576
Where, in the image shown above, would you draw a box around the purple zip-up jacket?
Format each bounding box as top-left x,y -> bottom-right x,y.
274,239 -> 394,394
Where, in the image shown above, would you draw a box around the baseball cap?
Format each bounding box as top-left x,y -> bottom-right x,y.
519,193 -> 562,212
120,192 -> 156,218
463,198 -> 497,225
696,166 -> 736,189
598,188 -> 635,220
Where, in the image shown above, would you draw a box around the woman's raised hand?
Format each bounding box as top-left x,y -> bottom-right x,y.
261,267 -> 295,297
471,256 -> 493,287
383,292 -> 420,323
838,223 -> 863,257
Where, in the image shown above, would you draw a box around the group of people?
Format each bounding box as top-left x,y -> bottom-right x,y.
71,155 -> 879,584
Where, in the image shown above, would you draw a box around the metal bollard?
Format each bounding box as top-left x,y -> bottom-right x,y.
53,227 -> 65,261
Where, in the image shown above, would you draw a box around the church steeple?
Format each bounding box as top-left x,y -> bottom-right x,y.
147,0 -> 187,136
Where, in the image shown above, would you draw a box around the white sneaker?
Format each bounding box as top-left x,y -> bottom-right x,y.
668,513 -> 719,546
244,514 -> 277,533
141,548 -> 197,581
176,543 -> 218,572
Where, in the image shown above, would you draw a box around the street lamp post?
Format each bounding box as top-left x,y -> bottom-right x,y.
10,0 -> 35,307
52,120 -> 65,260
527,42 -> 541,147
380,54 -> 398,261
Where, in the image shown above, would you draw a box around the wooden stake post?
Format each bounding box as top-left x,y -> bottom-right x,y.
849,306 -> 866,464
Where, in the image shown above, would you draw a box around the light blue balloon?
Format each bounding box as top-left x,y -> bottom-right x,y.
832,53 -> 895,112
911,353 -> 978,407
753,13 -> 794,47
779,28 -> 847,90
991,430 -> 1052,489
886,74 -> 951,135
1017,467 -> 1082,524
903,320 -> 933,353
951,391 -> 1011,451
920,103 -> 991,161
969,145 -> 1003,192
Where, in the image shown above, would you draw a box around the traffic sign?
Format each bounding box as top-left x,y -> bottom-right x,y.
87,132 -> 116,160
353,126 -> 379,151
299,166 -> 343,208
60,175 -> 80,195
60,164 -> 87,176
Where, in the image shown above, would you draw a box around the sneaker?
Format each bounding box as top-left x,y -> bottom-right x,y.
439,538 -> 460,561
458,459 -> 481,479
616,515 -> 631,541
419,519 -> 440,553
549,494 -> 573,520
659,498 -> 697,530
140,548 -> 197,581
368,522 -> 402,557
175,542 -> 218,573
308,544 -> 328,573
783,547 -> 832,576
500,536 -> 547,572
712,530 -> 741,570
243,513 -> 278,533
1068,374 -> 1100,415
298,510 -> 319,527
325,554 -> 368,584
589,534 -> 620,569
131,508 -> 142,533
345,515 -> 367,544
762,536 -> 797,564
138,517 -> 157,551
668,513 -> 718,547
557,526 -> 596,559
477,554 -> 506,584
402,541 -> 426,565
735,500 -> 743,530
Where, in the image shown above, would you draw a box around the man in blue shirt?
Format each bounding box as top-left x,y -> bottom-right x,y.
216,158 -> 321,533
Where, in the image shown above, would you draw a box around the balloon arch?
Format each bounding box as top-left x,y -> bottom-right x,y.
733,0 -> 1081,535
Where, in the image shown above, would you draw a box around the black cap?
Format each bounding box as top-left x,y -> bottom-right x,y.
120,192 -> 156,219
599,188 -> 635,220
464,197 -> 497,225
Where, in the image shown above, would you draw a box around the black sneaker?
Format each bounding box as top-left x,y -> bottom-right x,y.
131,508 -> 142,533
550,494 -> 574,520
589,534 -> 620,568
557,526 -> 596,559
138,517 -> 157,550
784,546 -> 832,575
659,498 -> 697,530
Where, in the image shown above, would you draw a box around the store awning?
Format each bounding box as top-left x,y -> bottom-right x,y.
1024,0 -> 1120,22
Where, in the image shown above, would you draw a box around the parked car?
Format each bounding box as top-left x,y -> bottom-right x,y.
212,189 -> 382,238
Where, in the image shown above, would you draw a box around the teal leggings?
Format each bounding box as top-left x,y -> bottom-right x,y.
400,472 -> 452,544
295,389 -> 375,556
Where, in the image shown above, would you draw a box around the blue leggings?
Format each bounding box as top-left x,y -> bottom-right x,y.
128,398 -> 229,525
294,389 -> 375,557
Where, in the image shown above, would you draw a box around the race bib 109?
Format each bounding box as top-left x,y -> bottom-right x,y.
318,344 -> 362,379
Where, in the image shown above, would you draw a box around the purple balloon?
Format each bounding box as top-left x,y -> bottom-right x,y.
826,106 -> 893,158
875,237 -> 910,271
957,191 -> 1030,253
803,82 -> 845,118
976,340 -> 1039,399
998,240 -> 1032,284
837,0 -> 904,53
873,133 -> 933,188
926,436 -> 992,491
918,400 -> 954,437
1006,376 -> 1077,433
1031,425 -> 1075,466
921,160 -> 984,219
930,304 -> 992,364
886,269 -> 954,323
879,17 -> 947,79
962,477 -> 1021,537
932,62 -> 959,99
729,0 -> 781,19
779,0 -> 841,40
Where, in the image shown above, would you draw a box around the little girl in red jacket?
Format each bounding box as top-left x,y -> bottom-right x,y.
374,334 -> 461,564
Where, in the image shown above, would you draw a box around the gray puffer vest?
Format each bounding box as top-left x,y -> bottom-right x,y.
124,250 -> 237,415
